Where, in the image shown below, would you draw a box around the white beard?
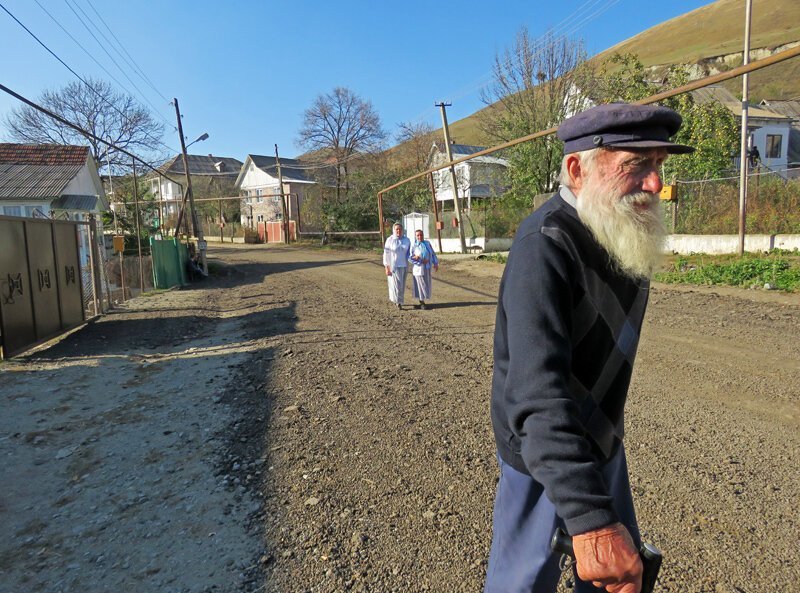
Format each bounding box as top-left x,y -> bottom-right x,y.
575,183 -> 666,279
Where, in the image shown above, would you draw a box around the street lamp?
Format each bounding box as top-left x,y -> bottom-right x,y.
185,132 -> 209,151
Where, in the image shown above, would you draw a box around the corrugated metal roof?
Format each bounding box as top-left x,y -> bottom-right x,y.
433,142 -> 491,157
51,194 -> 99,211
758,100 -> 800,120
250,154 -> 312,183
430,142 -> 508,167
0,143 -> 89,165
692,87 -> 790,120
0,163 -> 82,200
160,154 -> 243,176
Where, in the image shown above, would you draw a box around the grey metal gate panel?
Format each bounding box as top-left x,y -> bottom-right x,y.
53,222 -> 85,328
0,218 -> 37,356
25,220 -> 62,341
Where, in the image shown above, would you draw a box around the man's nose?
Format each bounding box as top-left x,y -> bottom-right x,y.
642,169 -> 663,194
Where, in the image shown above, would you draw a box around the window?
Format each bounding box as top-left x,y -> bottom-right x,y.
24,206 -> 37,217
3,206 -> 22,216
766,134 -> 783,159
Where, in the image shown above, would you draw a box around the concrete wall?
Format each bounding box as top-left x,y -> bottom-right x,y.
665,234 -> 800,254
433,234 -> 800,254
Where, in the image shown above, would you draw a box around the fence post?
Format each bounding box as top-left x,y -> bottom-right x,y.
88,214 -> 103,315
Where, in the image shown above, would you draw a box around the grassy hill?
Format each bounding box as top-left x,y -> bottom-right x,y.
437,0 -> 800,148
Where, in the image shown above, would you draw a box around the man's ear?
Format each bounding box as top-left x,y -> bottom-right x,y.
565,154 -> 584,193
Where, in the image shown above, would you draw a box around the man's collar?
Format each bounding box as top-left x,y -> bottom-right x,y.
560,185 -> 578,209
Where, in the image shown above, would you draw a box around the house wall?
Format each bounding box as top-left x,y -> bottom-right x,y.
750,123 -> 791,171
62,162 -> 104,208
238,163 -> 309,226
1,200 -> 50,217
430,156 -> 506,203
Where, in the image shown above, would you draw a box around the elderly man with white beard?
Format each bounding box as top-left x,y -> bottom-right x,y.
484,103 -> 694,593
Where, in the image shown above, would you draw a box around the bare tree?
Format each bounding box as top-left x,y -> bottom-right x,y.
395,120 -> 436,171
3,78 -> 166,173
480,29 -> 587,198
298,87 -> 386,200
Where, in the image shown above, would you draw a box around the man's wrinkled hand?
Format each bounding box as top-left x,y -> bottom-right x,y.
572,523 -> 642,593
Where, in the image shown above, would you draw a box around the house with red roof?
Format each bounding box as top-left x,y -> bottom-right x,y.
0,143 -> 107,220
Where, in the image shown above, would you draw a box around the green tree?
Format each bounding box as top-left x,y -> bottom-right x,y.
480,29 -> 588,205
574,54 -> 738,182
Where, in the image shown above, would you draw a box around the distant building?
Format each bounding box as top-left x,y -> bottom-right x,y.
235,154 -> 316,229
693,87 -> 796,178
0,143 -> 107,220
758,99 -> 800,176
426,142 -> 508,211
148,154 -> 243,224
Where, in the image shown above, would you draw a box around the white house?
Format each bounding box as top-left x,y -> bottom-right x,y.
427,142 -> 508,211
148,153 -> 243,221
0,143 -> 107,221
758,99 -> 800,177
235,154 -> 316,228
693,87 -> 794,177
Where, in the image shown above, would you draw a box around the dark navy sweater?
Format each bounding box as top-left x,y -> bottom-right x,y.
490,190 -> 650,536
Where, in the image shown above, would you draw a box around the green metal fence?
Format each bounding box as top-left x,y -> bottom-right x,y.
150,237 -> 189,289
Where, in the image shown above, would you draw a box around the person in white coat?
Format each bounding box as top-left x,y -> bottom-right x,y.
408,229 -> 439,309
383,223 -> 411,309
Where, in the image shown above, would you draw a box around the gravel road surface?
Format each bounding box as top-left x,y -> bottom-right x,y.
2,243 -> 798,593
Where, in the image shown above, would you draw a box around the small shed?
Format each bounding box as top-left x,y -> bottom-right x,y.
402,212 -> 429,239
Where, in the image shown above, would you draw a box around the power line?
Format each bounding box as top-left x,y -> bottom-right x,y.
29,0 -> 172,129
1,1 -> 179,156
0,81 -> 184,187
403,0 -> 622,126
82,0 -> 173,106
61,0 -> 172,126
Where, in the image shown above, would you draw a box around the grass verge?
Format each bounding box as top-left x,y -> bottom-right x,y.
655,250 -> 800,292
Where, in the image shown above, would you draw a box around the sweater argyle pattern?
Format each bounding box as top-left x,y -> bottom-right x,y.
490,191 -> 650,534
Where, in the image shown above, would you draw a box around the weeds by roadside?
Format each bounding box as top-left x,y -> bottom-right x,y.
477,250 -> 800,292
655,250 -> 800,292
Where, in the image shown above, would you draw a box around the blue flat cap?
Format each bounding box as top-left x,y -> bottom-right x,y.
557,103 -> 694,154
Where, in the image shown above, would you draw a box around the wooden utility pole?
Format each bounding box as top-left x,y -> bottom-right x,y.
174,98 -> 208,274
436,102 -> 467,254
131,157 -> 145,293
377,191 -> 385,243
737,0 -> 753,256
275,144 -> 289,244
428,172 -> 443,253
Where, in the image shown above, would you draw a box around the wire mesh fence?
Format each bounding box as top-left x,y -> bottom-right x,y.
673,171 -> 800,235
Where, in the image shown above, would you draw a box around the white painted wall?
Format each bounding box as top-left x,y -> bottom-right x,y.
751,123 -> 791,171
62,161 -> 102,198
1,201 -> 50,217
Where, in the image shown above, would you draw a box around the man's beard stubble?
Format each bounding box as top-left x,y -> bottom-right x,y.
575,181 -> 667,280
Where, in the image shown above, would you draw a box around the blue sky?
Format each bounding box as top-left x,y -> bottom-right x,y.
0,0 -> 716,162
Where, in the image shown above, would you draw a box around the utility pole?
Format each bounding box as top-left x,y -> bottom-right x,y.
173,97 -> 208,274
275,144 -> 289,244
132,157 -> 145,293
436,102 -> 467,254
428,172 -> 443,253
737,0 -> 753,256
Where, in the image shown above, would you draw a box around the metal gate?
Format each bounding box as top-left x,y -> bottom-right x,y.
0,215 -> 90,358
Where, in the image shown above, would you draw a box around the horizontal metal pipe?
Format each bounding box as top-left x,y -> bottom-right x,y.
378,44 -> 800,195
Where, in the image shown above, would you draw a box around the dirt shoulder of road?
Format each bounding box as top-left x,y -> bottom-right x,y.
2,244 -> 798,593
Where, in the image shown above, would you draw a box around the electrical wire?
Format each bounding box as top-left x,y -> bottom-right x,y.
61,0 -> 172,126
403,0 -> 622,126
1,1 -> 179,156
82,0 -> 172,106
0,81 -> 183,186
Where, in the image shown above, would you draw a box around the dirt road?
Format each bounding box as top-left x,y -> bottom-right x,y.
2,243 -> 798,593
